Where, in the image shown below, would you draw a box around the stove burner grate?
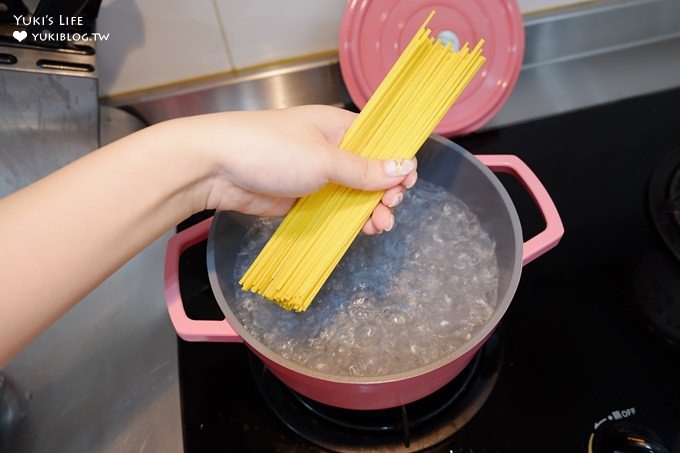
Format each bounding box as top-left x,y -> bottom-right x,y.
636,148 -> 680,349
249,330 -> 503,452
649,148 -> 680,261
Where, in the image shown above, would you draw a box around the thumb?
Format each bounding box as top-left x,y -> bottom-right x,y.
325,148 -> 417,191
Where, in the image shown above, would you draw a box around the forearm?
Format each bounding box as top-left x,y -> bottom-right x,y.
0,105 -> 414,367
0,119 -> 212,366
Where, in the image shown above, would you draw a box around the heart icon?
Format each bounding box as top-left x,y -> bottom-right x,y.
13,30 -> 27,42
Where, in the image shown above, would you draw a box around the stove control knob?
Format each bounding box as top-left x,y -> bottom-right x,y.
588,421 -> 670,453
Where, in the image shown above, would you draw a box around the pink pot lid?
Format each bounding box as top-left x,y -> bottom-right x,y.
338,0 -> 524,136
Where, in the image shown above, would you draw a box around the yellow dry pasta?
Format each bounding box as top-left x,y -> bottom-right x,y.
240,11 -> 486,312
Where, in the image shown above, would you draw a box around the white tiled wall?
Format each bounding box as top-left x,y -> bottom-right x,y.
519,0 -> 591,13
97,0 -> 591,98
97,0 -> 232,97
214,0 -> 346,69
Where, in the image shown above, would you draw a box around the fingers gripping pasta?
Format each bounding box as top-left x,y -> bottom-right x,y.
240,12 -> 486,312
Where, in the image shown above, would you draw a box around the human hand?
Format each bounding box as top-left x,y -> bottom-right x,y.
181,105 -> 418,234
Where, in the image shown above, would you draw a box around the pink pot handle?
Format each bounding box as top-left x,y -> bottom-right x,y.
476,155 -> 564,266
164,217 -> 243,343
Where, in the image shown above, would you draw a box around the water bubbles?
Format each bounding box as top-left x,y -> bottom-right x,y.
230,181 -> 499,378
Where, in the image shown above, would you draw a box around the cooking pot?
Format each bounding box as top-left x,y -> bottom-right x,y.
164,135 -> 563,410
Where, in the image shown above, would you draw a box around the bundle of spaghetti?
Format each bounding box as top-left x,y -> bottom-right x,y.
240,11 -> 486,312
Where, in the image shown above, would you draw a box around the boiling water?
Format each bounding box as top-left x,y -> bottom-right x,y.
232,181 -> 499,377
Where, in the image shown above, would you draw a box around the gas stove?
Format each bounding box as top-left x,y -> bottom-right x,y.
174,88 -> 680,452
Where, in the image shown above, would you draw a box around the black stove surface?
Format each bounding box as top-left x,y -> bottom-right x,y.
176,88 -> 680,452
